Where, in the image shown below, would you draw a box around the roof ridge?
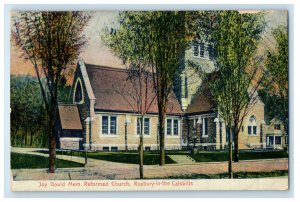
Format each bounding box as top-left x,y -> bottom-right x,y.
85,63 -> 126,73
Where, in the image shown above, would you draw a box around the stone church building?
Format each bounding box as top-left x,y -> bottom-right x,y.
57,41 -> 267,151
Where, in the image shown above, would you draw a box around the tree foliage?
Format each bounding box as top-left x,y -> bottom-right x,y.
192,11 -> 266,174
11,75 -> 72,148
210,11 -> 266,125
260,25 -> 288,133
12,11 -> 90,172
11,75 -> 47,147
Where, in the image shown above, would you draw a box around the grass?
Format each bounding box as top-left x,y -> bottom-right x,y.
148,170 -> 288,179
38,149 -> 288,165
190,150 -> 288,162
11,153 -> 85,169
55,150 -> 176,165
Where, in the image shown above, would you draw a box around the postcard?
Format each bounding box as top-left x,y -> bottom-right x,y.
10,9 -> 289,191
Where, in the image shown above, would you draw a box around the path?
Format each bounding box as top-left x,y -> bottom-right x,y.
168,155 -> 196,164
10,147 -> 289,180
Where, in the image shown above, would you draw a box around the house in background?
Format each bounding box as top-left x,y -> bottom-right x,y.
265,118 -> 287,150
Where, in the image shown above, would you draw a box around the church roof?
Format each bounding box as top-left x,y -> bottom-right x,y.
84,63 -> 183,115
186,93 -> 214,114
185,72 -> 217,115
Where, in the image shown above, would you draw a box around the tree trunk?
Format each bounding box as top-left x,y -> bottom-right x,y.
11,128 -> 18,146
139,117 -> 144,179
11,134 -> 15,146
48,109 -> 56,173
227,126 -> 233,179
125,123 -> 128,152
24,130 -> 28,147
158,111 -> 166,166
30,131 -> 33,147
233,121 -> 239,162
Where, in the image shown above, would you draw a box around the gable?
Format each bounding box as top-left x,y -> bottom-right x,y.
71,60 -> 96,105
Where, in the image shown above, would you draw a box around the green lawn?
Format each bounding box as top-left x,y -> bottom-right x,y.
149,170 -> 288,179
190,150 -> 288,162
56,150 -> 176,165
11,153 -> 84,169
43,149 -> 288,165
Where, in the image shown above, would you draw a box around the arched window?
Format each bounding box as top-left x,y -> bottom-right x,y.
73,78 -> 84,104
247,115 -> 257,135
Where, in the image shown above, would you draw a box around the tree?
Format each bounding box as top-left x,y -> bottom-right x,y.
12,12 -> 91,173
104,14 -> 157,178
197,11 -> 266,177
10,75 -> 47,147
103,11 -> 187,166
261,25 -> 288,136
264,26 -> 289,129
10,75 -> 72,148
115,68 -> 156,179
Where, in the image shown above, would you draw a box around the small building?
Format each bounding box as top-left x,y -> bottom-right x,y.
57,104 -> 83,150
265,118 -> 287,150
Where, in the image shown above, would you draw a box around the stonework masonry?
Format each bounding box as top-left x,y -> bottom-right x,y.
70,64 -> 91,149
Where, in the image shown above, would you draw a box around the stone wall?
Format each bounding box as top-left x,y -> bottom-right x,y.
181,99 -> 266,151
70,64 -> 91,149
181,115 -> 217,150
173,43 -> 216,111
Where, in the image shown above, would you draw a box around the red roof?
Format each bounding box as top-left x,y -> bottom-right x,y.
186,92 -> 214,114
186,72 -> 217,114
85,64 -> 182,115
58,104 -> 83,130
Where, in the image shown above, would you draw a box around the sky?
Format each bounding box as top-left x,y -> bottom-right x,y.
10,10 -> 287,76
10,11 -> 122,76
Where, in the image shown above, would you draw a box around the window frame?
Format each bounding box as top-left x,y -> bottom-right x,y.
274,124 -> 281,130
165,118 -> 180,137
202,117 -> 209,137
193,41 -> 199,57
247,115 -> 258,136
111,146 -> 118,152
192,40 -> 213,60
275,136 -> 282,145
173,119 -> 179,136
248,126 -> 252,135
102,116 -> 109,134
73,78 -> 84,104
166,119 -> 172,136
253,126 -> 257,135
110,116 -> 117,135
103,147 -> 109,151
101,115 -> 118,136
136,117 -> 151,136
199,43 -> 205,58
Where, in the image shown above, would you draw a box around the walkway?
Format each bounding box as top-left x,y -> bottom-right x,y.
11,147 -> 289,180
168,155 -> 196,164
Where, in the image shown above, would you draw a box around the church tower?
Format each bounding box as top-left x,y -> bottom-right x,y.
173,39 -> 216,111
